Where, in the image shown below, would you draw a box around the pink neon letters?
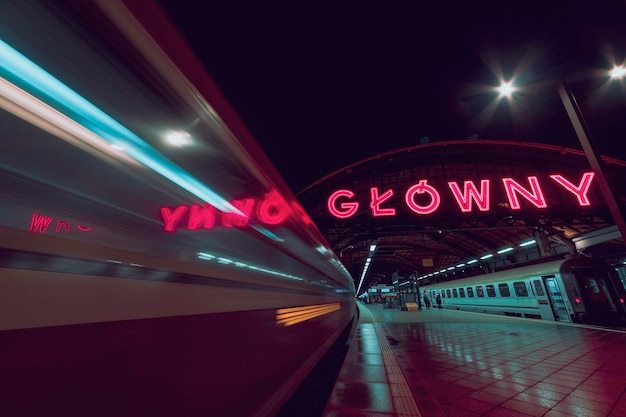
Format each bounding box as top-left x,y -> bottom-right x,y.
160,193 -> 292,232
327,172 -> 595,218
370,188 -> 396,216
29,212 -> 93,233
448,180 -> 490,212
502,176 -> 547,209
327,190 -> 359,219
549,173 -> 594,206
405,180 -> 441,214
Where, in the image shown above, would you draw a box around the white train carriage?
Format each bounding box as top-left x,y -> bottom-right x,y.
423,257 -> 626,326
0,2 -> 356,416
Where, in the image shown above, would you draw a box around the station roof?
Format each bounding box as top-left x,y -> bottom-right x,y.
297,140 -> 626,292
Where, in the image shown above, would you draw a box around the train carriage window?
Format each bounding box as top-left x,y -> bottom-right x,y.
459,288 -> 465,297
532,280 -> 545,296
498,283 -> 511,297
618,269 -> 626,291
514,281 -> 528,297
446,289 -> 451,298
486,284 -> 496,297
452,288 -> 458,298
475,286 -> 484,297
467,287 -> 474,297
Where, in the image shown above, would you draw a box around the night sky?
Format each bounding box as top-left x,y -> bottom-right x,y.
156,0 -> 626,193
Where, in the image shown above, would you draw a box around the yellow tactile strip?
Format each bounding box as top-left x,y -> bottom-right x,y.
374,324 -> 423,417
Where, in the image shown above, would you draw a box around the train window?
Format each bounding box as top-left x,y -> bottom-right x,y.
498,283 -> 511,297
446,289 -> 451,298
467,287 -> 474,297
532,280 -> 545,296
588,279 -> 600,294
459,288 -> 465,297
475,286 -> 484,297
514,281 -> 528,297
452,288 -> 458,298
486,284 -> 496,297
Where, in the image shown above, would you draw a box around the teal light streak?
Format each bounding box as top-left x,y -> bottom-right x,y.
0,38 -> 241,214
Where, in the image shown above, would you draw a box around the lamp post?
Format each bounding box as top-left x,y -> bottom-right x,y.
557,81 -> 626,242
497,66 -> 626,242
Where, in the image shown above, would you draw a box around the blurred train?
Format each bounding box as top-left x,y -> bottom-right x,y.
0,2 -> 356,417
422,257 -> 626,326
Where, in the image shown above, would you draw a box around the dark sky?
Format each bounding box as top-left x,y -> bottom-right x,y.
156,0 -> 626,192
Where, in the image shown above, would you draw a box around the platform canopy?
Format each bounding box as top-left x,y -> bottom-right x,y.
297,140 -> 626,293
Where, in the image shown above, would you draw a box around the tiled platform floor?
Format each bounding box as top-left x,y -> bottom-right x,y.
322,303 -> 626,417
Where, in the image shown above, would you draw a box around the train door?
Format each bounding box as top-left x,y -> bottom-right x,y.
542,275 -> 571,322
573,267 -> 624,323
531,278 -> 558,321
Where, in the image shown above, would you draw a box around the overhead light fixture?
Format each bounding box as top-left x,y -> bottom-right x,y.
356,255 -> 373,295
165,130 -> 192,147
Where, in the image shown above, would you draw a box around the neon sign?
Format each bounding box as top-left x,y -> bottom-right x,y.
29,212 -> 92,233
160,192 -> 301,232
328,172 -> 595,218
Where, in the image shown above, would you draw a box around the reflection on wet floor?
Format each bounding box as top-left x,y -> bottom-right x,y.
322,303 -> 626,417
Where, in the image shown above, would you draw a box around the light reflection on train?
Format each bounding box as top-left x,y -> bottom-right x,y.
422,257 -> 626,326
0,2 -> 356,417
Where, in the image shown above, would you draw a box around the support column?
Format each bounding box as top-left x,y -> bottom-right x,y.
534,230 -> 553,257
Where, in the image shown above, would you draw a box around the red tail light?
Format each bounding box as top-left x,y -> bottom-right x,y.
620,298 -> 624,304
575,298 -> 581,304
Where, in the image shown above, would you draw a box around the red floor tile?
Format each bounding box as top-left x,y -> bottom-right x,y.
322,304 -> 626,417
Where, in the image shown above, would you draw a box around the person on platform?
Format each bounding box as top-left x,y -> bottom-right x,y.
423,293 -> 431,309
435,293 -> 442,309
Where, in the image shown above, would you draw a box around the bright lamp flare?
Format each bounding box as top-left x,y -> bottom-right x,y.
609,65 -> 626,79
165,131 -> 192,147
497,81 -> 516,97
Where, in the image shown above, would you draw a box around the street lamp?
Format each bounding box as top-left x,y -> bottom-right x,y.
609,65 -> 626,79
557,80 -> 626,243
497,66 -> 626,242
496,80 -> 517,98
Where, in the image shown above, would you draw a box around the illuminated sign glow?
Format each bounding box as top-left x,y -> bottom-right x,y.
29,212 -> 92,233
370,188 -> 396,216
550,173 -> 594,206
502,176 -> 546,209
405,180 -> 441,214
161,194 -> 292,232
448,180 -> 490,212
327,173 -> 595,218
328,190 -> 358,218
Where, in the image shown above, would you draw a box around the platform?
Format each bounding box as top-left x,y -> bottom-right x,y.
321,303 -> 626,417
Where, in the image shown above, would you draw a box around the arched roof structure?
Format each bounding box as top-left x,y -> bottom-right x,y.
297,140 -> 626,293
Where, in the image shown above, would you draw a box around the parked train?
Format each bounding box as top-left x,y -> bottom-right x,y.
422,257 -> 626,326
0,2 -> 356,417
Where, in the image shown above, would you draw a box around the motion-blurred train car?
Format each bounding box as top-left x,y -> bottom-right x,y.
0,2 -> 356,416
423,257 -> 626,326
